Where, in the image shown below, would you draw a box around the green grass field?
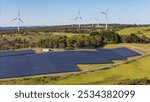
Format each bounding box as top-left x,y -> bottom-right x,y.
117,26 -> 150,37
1,32 -> 80,43
104,43 -> 150,54
52,32 -> 82,37
77,64 -> 111,71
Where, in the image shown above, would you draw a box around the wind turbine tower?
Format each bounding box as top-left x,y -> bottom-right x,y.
73,10 -> 83,29
95,17 -> 100,27
101,9 -> 109,30
118,18 -> 123,25
11,11 -> 24,33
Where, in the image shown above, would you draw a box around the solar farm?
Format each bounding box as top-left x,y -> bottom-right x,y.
0,47 -> 141,79
1,0 -> 150,85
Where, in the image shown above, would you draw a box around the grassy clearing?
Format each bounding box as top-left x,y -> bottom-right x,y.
117,26 -> 150,37
2,34 -> 52,42
1,32 -> 80,43
77,64 -> 111,71
112,60 -> 124,63
104,43 -> 150,54
52,32 -> 80,37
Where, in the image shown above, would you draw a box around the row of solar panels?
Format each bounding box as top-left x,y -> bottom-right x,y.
111,47 -> 141,57
0,53 -> 79,78
0,47 -> 141,78
0,49 -> 35,57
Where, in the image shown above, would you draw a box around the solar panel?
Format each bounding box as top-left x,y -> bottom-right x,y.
111,47 -> 141,57
66,51 -> 112,64
0,53 -> 80,78
51,62 -> 80,72
0,49 -> 35,57
97,49 -> 127,60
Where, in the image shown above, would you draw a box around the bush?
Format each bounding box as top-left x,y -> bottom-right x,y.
115,77 -> 150,85
130,33 -> 141,43
90,31 -> 121,44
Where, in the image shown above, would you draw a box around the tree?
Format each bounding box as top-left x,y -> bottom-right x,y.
130,33 -> 140,43
90,31 -> 121,44
121,35 -> 131,43
140,35 -> 150,43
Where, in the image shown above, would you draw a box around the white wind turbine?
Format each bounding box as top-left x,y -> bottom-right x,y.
73,10 -> 83,29
118,18 -> 123,25
101,9 -> 109,30
11,11 -> 24,32
91,17 -> 100,27
95,17 -> 101,27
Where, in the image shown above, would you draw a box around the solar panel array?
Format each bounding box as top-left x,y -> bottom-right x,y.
0,48 -> 141,78
97,49 -> 127,60
0,49 -> 35,57
111,47 -> 141,57
47,51 -> 112,64
0,53 -> 80,78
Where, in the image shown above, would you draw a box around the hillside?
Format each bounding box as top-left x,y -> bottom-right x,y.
117,26 -> 150,37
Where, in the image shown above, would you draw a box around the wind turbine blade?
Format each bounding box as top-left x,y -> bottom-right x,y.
10,18 -> 17,21
79,17 -> 83,20
95,17 -> 99,21
106,8 -> 109,13
78,9 -> 80,16
73,17 -> 78,21
19,18 -> 24,23
18,11 -> 20,17
101,12 -> 106,15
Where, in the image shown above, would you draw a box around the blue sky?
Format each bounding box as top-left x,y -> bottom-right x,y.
0,0 -> 150,27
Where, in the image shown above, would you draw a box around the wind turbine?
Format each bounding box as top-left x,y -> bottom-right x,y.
90,17 -> 95,27
118,18 -> 123,25
11,11 -> 24,33
101,9 -> 109,30
73,10 -> 83,29
95,17 -> 101,27
91,17 -> 100,27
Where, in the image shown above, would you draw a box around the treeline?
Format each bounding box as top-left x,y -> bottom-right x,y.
0,26 -> 96,35
1,24 -> 147,35
1,31 -> 150,50
91,31 -> 150,44
33,31 -> 150,49
0,35 -> 103,50
121,33 -> 150,43
37,35 -> 103,49
115,78 -> 150,85
37,31 -> 150,49
0,38 -> 30,50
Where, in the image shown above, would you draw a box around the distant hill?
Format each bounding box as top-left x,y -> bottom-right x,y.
0,27 -> 17,30
117,26 -> 150,37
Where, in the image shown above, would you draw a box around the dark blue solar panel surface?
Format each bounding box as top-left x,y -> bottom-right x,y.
0,49 -> 34,57
0,53 -> 80,78
0,48 -> 141,78
47,51 -> 112,64
97,49 -> 127,60
111,47 -> 141,57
